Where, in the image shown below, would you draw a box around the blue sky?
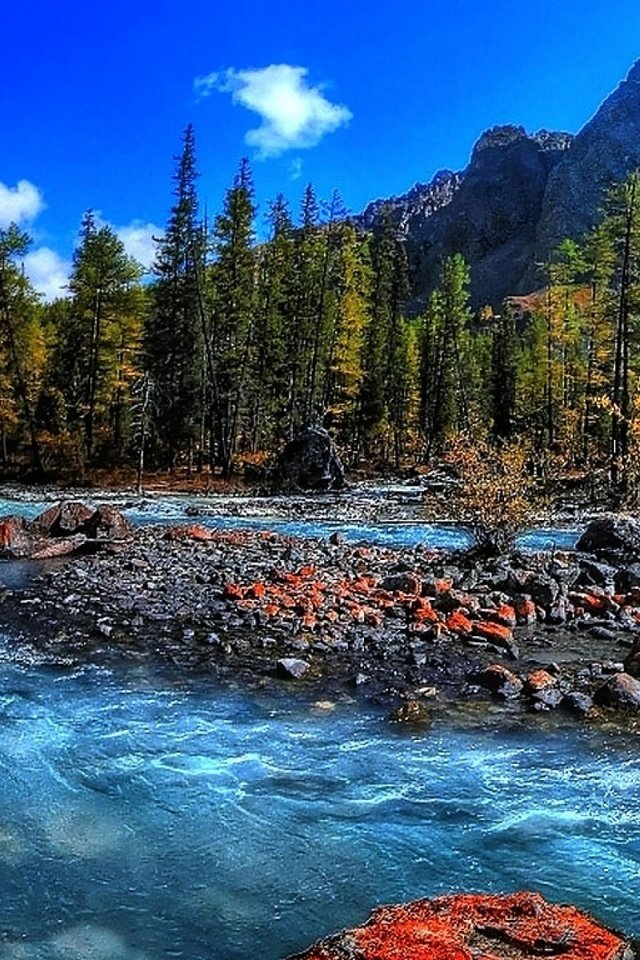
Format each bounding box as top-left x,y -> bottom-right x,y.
2,0 -> 640,298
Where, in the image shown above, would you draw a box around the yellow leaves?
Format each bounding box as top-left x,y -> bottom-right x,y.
424,436 -> 536,553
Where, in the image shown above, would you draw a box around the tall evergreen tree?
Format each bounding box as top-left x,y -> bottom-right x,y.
210,157 -> 257,477
146,123 -> 204,469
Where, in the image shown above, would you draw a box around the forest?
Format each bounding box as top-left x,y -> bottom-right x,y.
1,124 -> 640,494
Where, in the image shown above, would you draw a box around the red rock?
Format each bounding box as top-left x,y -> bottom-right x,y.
445,611 -> 473,636
471,664 -> 523,698
0,516 -> 26,549
30,534 -> 88,559
288,892 -> 631,960
247,582 -> 266,599
491,603 -> 517,628
514,596 -> 537,625
473,621 -> 513,644
223,583 -> 245,600
525,669 -> 557,694
165,524 -> 215,542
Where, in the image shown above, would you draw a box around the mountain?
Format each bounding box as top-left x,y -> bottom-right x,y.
360,60 -> 640,311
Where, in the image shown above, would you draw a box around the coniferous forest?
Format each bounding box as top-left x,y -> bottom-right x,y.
2,124 -> 640,493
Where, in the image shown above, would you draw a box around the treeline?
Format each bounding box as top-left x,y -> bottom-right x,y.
1,125 -> 640,490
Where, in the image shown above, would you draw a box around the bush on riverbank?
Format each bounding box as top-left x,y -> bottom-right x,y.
424,438 -> 537,555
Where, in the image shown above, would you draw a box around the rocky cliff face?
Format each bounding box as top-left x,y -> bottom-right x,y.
361,60 -> 640,310
535,60 -> 640,264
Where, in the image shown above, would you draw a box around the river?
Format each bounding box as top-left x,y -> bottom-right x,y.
0,654 -> 637,959
0,491 -> 634,959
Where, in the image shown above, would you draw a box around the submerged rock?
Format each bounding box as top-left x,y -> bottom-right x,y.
288,890 -> 635,959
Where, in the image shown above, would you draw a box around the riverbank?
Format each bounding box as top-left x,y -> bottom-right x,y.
3,510 -> 640,724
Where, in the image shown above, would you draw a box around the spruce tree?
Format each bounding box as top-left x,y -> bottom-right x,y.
146,123 -> 204,470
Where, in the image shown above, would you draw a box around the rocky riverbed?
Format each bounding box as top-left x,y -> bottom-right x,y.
3,502 -> 640,723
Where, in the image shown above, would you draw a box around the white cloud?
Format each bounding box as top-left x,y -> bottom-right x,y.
23,247 -> 71,301
115,220 -> 162,270
0,179 -> 45,228
195,64 -> 352,158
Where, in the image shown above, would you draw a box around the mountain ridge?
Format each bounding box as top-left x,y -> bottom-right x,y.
359,60 -> 640,310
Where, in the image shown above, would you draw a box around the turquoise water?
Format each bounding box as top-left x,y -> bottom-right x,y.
0,649 -> 637,959
0,496 -> 580,551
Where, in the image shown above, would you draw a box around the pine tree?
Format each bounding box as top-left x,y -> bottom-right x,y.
146,123 -> 204,469
210,157 -> 257,477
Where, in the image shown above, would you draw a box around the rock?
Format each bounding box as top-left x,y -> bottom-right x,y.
0,516 -> 33,557
275,425 -> 345,492
514,595 -> 537,625
562,691 -> 596,716
165,525 -> 216,542
525,669 -> 556,695
287,891 -> 633,960
594,672 -> 640,711
578,558 -> 617,590
527,573 -> 560,607
389,700 -> 431,725
30,534 -> 88,559
378,572 -> 421,595
276,657 -> 310,680
624,638 -> 640,677
31,501 -> 94,537
577,514 -> 640,559
87,505 -> 132,540
616,562 -> 640,593
470,664 -> 523,699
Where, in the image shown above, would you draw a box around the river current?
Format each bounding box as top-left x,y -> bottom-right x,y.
0,493 -> 635,958
0,654 -> 637,959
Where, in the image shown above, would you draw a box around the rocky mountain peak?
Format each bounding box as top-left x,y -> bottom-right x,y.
358,59 -> 640,309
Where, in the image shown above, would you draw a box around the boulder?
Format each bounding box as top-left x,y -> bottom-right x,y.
31,501 -> 94,537
287,891 -> 634,960
0,516 -> 33,557
577,514 -> 640,559
469,664 -> 523,699
594,672 -> 640,711
275,425 -> 345,492
31,501 -> 131,542
277,658 -> 310,680
86,504 -> 132,540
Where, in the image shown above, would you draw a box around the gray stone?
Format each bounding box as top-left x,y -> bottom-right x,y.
593,672 -> 640,711
276,657 -> 310,680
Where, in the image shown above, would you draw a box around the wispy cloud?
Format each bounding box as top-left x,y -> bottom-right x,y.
195,64 -> 352,158
0,179 -> 45,228
114,220 -> 162,270
23,246 -> 71,301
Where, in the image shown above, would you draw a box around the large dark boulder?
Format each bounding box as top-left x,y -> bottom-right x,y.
576,515 -> 640,559
275,426 -> 345,492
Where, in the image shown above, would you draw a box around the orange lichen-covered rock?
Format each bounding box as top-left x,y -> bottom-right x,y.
165,524 -> 215,542
491,603 -> 517,628
473,621 -> 514,644
525,669 -> 557,694
445,611 -> 473,636
514,596 -> 537,625
288,891 -> 634,960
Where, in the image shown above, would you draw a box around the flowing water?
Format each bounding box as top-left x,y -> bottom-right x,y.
0,495 -> 579,551
0,647 -> 637,960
